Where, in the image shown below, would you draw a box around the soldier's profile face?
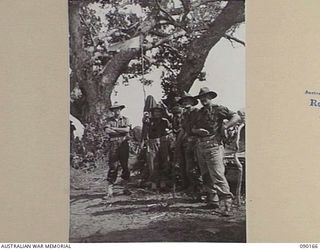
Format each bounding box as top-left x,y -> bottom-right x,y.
200,96 -> 211,106
113,109 -> 121,116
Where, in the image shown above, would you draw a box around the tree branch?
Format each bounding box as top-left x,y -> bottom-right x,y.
144,30 -> 186,50
224,34 -> 245,46
191,0 -> 220,9
155,0 -> 188,31
179,0 -> 190,22
176,0 -> 245,93
161,63 -> 177,75
149,30 -> 170,38
155,0 -> 176,23
79,13 -> 98,48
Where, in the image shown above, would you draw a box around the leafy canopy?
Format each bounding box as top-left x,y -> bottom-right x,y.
74,0 -> 235,98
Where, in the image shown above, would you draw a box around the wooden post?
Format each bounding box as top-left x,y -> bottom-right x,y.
234,123 -> 245,206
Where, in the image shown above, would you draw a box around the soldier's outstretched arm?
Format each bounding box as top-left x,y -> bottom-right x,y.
105,128 -> 118,134
112,127 -> 130,133
223,113 -> 241,130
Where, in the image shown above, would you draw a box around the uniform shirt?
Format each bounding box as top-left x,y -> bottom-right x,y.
146,117 -> 171,139
194,104 -> 235,142
172,114 -> 183,135
181,107 -> 199,136
105,115 -> 130,137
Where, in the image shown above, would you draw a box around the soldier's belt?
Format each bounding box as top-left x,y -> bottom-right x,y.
109,136 -> 126,142
196,134 -> 221,145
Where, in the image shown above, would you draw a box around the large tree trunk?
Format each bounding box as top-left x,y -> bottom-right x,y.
176,0 -> 245,93
69,1 -> 138,123
96,50 -> 138,112
69,0 -> 244,122
69,0 -> 94,122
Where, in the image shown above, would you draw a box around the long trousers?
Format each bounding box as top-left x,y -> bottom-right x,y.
181,138 -> 202,192
107,139 -> 130,184
146,137 -> 170,184
195,140 -> 233,201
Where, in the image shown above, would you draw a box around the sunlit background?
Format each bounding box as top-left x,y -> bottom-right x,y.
112,24 -> 245,127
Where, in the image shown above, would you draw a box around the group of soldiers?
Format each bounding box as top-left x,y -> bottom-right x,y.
103,87 -> 242,215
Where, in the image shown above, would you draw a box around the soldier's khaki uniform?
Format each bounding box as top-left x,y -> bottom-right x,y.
180,107 -> 202,193
105,116 -> 131,184
193,104 -> 234,203
171,107 -> 183,136
143,117 -> 171,188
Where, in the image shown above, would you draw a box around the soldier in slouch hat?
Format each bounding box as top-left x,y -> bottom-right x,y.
192,87 -> 241,215
104,102 -> 131,197
175,91 -> 201,197
142,104 -> 172,190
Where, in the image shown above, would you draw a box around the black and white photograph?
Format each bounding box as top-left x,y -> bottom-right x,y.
69,0 -> 246,242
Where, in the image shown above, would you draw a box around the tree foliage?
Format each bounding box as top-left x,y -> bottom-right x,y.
69,0 -> 245,121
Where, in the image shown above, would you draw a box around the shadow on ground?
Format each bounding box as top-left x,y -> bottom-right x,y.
70,216 -> 246,243
70,167 -> 246,243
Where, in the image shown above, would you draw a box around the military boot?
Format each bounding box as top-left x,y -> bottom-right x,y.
221,198 -> 233,217
206,193 -> 220,209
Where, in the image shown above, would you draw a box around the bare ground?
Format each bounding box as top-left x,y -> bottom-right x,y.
70,164 -> 246,243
